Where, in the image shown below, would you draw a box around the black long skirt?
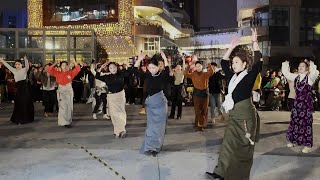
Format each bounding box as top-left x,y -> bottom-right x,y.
11,80 -> 34,124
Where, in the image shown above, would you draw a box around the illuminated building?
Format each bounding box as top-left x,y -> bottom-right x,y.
27,0 -> 193,63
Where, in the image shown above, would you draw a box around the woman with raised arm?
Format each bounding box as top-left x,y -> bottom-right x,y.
0,56 -> 34,124
206,29 -> 262,180
47,59 -> 81,128
136,52 -> 170,157
95,62 -> 127,138
184,56 -> 214,131
282,59 -> 319,153
90,62 -> 110,120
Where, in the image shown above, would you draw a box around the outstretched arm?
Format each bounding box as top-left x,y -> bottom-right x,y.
281,61 -> 298,82
24,55 -> 29,72
0,57 -> 15,73
221,37 -> 239,79
308,61 -> 319,85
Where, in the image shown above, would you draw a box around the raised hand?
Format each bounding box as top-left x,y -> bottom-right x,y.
137,52 -> 145,61
230,36 -> 240,49
24,55 -> 28,61
160,51 -> 167,61
70,59 -> 77,65
251,28 -> 258,42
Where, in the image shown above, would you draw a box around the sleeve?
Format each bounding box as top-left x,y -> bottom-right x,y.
1,61 -> 15,73
221,59 -> 234,79
249,51 -> 263,77
308,61 -> 319,85
161,66 -> 170,79
70,65 -> 81,79
24,58 -> 29,72
90,64 -> 96,76
281,61 -> 298,82
47,65 -> 59,77
183,66 -> 193,78
95,71 -> 107,82
204,64 -> 214,78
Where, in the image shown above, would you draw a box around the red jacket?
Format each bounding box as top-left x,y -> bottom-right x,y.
48,65 -> 81,85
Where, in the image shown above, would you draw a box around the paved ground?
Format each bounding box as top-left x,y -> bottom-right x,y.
1,103 -> 320,180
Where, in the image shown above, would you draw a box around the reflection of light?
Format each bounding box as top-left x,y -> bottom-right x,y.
45,42 -> 59,49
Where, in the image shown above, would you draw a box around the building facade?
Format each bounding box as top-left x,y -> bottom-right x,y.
176,0 -> 320,69
27,0 -> 193,63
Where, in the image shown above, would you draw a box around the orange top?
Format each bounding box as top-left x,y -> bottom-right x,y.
48,65 -> 81,85
184,64 -> 214,90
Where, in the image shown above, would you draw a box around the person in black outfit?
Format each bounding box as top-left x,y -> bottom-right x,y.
135,52 -> 170,157
96,62 -> 129,138
208,62 -> 225,123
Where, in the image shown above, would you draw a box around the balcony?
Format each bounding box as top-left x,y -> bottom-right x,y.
134,19 -> 163,37
240,26 -> 269,37
134,0 -> 163,9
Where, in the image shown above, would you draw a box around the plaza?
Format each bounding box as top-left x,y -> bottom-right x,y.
1,103 -> 320,180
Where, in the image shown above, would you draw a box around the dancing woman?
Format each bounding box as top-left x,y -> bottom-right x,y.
47,59 -> 81,128
206,29 -> 262,180
91,63 -> 110,120
0,56 -> 34,124
39,64 -> 57,117
96,62 -> 127,138
282,60 -> 319,153
169,62 -> 185,120
184,58 -> 214,131
136,52 -> 170,157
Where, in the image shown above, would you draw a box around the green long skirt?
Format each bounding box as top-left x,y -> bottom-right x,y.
213,98 -> 260,180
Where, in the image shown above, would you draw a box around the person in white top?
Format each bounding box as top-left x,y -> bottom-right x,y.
282,60 -> 319,153
287,69 -> 298,111
0,56 -> 34,124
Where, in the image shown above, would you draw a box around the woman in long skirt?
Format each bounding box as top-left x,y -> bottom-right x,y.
47,59 -> 81,128
206,29 -> 261,180
135,52 -> 170,157
96,62 -> 128,138
282,60 -> 319,153
0,56 -> 34,124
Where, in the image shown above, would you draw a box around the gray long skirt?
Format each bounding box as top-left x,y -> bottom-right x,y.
140,91 -> 168,154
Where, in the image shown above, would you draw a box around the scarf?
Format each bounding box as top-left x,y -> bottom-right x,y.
222,70 -> 248,113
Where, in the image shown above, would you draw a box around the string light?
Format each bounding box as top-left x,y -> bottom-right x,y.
28,0 -> 134,62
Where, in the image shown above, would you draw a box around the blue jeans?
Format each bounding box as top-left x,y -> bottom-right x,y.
209,93 -> 223,118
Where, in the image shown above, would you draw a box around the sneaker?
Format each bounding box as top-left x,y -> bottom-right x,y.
93,113 -> 97,120
302,147 -> 312,153
287,143 -> 294,148
139,108 -> 146,115
103,114 -> 110,119
211,117 -> 216,124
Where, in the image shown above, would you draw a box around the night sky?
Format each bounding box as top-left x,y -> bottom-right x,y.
199,0 -> 237,29
0,0 -> 27,10
1,0 -> 237,30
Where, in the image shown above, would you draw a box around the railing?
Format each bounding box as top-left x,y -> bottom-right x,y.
134,18 -> 162,27
181,23 -> 193,29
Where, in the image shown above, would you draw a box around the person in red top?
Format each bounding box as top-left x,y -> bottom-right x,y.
48,59 -> 81,128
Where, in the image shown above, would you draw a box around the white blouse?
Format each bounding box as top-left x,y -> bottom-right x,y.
281,61 -> 319,86
2,59 -> 29,82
